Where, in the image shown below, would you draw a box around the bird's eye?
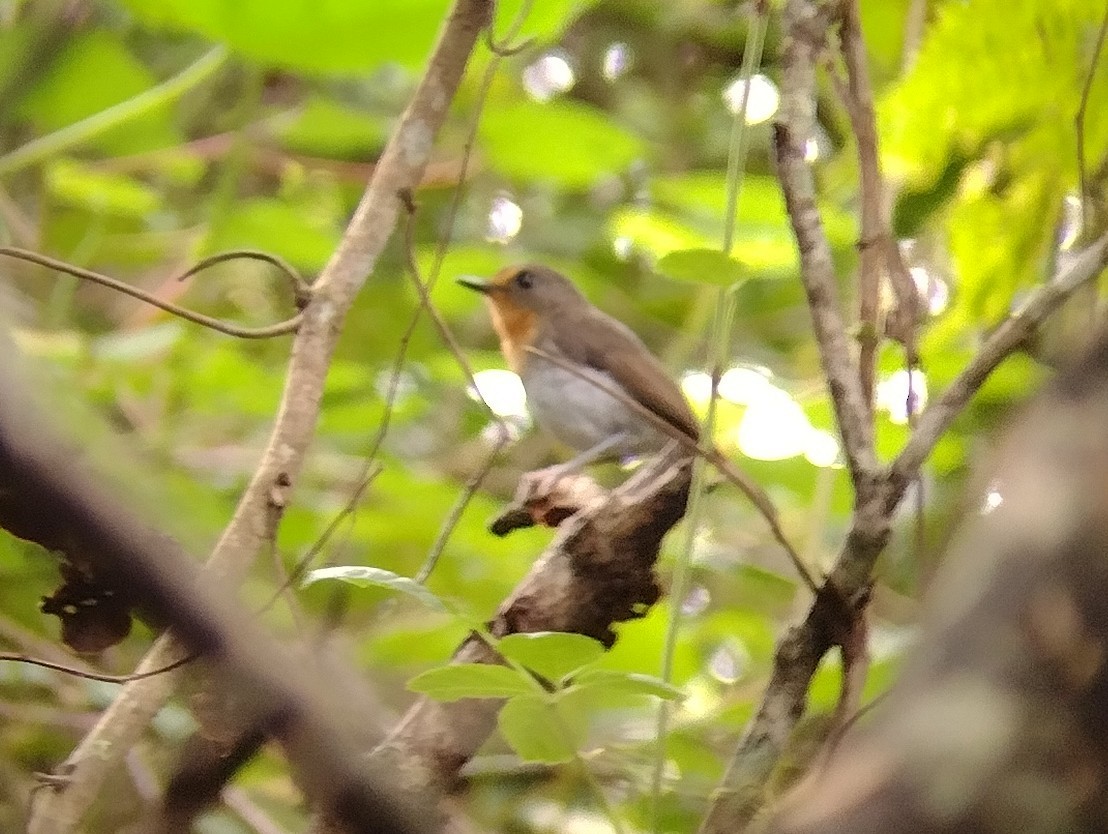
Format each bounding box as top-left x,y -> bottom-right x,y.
515,270 -> 533,290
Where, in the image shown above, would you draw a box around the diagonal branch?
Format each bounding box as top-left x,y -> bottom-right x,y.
374,449 -> 692,795
890,231 -> 1108,499
26,2 -> 494,832
0,363 -> 426,834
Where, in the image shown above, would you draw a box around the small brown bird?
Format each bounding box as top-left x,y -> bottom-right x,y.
459,265 -> 698,485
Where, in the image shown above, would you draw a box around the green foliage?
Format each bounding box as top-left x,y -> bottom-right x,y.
497,631 -> 607,682
302,565 -> 452,613
408,663 -> 536,699
0,0 -> 1103,829
655,248 -> 745,287
480,100 -> 647,188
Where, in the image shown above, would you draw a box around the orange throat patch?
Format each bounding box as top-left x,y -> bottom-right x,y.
486,297 -> 538,374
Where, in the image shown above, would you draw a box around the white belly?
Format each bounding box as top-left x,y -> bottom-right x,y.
521,360 -> 665,457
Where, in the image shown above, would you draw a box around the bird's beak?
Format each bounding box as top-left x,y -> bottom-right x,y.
457,275 -> 493,294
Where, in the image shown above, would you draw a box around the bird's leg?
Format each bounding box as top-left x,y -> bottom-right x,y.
521,433 -> 627,497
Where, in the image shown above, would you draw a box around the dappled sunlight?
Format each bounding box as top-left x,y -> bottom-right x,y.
718,365 -> 773,405
683,368 -> 841,467
910,265 -> 950,316
804,429 -> 841,468
470,368 -> 529,422
877,368 -> 928,425
522,50 -> 575,102
708,642 -> 747,684
981,482 -> 1004,515
1060,193 -> 1082,251
680,677 -> 721,721
680,370 -> 714,408
486,193 -> 523,243
735,384 -> 812,461
602,42 -> 632,81
723,73 -> 779,123
680,585 -> 711,616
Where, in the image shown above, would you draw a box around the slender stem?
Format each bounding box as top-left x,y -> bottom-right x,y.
650,6 -> 769,830
574,749 -> 628,834
0,46 -> 228,177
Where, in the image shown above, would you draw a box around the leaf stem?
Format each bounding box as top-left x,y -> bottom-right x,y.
650,6 -> 769,830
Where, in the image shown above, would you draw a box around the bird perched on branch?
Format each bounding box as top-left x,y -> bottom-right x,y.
458,264 -> 698,490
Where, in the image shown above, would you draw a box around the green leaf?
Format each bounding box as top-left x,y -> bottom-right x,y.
497,632 -> 606,682
480,101 -> 645,188
407,663 -> 534,701
45,159 -> 162,217
201,198 -> 340,271
879,0 -> 1107,185
118,0 -> 583,75
279,95 -> 387,156
15,31 -> 181,154
301,566 -> 447,613
571,668 -> 684,701
498,695 -> 579,763
655,248 -> 744,287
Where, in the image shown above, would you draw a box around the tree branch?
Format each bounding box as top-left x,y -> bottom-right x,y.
773,0 -> 877,490
698,234 -> 1108,834
700,4 -> 1108,829
0,364 -> 425,834
26,2 -> 493,831
890,231 -> 1108,500
764,323 -> 1108,833
376,451 -> 691,793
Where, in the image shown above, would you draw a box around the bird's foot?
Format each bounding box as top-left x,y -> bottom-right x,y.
518,463 -> 575,500
497,464 -> 604,532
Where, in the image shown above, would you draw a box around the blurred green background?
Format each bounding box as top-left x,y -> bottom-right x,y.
0,0 -> 1106,831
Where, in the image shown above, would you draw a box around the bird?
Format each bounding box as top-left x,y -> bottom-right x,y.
458,264 -> 698,489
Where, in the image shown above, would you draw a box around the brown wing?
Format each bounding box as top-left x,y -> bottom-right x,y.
549,307 -> 700,440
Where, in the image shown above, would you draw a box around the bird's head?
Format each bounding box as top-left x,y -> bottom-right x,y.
458,264 -> 587,315
458,265 -> 587,370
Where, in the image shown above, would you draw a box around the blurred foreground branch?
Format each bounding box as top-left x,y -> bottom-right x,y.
765,323 -> 1108,833
0,356 -> 424,834
25,1 -> 493,831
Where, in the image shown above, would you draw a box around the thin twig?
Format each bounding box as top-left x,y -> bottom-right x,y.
416,444 -> 501,584
176,249 -> 311,306
292,0 -> 525,615
399,192 -> 509,582
27,2 -> 494,829
697,231 -> 1108,834
524,345 -> 819,594
258,463 -> 384,613
1,247 -> 303,339
484,0 -> 535,55
0,653 -> 196,684
890,231 -> 1108,497
1076,1 -> 1108,236
398,191 -> 504,426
